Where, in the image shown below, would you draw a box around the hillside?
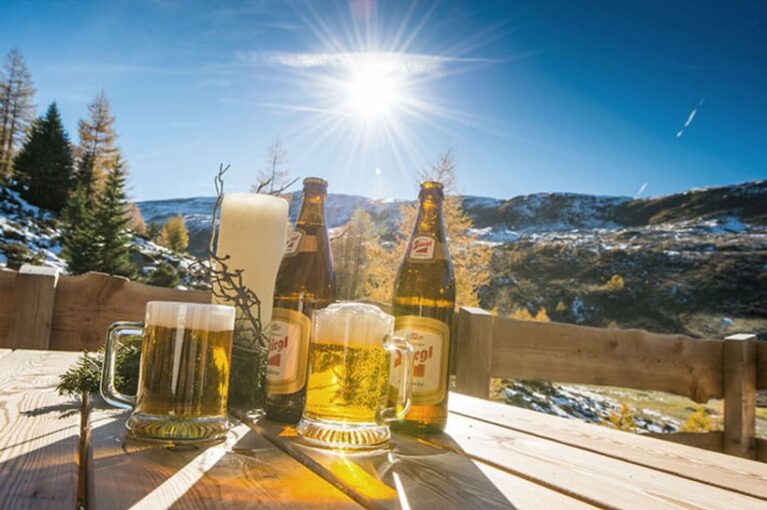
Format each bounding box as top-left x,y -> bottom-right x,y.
0,186 -> 196,281
136,180 -> 767,338
2,180 -> 765,338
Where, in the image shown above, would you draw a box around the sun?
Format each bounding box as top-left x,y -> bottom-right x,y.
342,65 -> 401,119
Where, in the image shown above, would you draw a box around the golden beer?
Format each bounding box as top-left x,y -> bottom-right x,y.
265,177 -> 336,423
390,181 -> 456,434
101,301 -> 235,442
296,303 -> 413,450
304,341 -> 390,423
134,326 -> 232,417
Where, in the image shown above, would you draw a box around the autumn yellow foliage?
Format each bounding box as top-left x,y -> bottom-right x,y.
364,148 -> 492,307
158,215 -> 189,253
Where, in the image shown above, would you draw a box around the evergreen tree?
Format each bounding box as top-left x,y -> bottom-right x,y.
61,186 -> 99,274
0,49 -> 36,181
76,92 -> 119,200
91,157 -> 136,278
146,262 -> 181,288
146,220 -> 161,241
12,102 -> 74,213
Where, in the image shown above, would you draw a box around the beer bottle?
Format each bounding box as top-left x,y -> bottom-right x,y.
265,177 -> 336,423
390,181 -> 456,434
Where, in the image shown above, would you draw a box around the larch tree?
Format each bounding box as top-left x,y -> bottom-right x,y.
90,157 -> 136,278
76,92 -> 119,200
0,48 -> 36,182
365,148 -> 493,307
13,102 -> 74,214
158,215 -> 189,253
251,138 -> 292,194
332,208 -> 379,300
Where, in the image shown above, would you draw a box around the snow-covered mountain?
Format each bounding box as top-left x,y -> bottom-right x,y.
136,180 -> 767,257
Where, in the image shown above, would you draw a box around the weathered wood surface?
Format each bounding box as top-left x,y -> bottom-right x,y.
0,270 -> 17,345
250,420 -> 518,510
3,350 -> 766,509
442,412 -> 766,510
0,349 -> 82,509
88,407 -> 362,509
7,265 -> 59,350
488,315 -> 724,403
758,340 -> 767,390
648,430 -> 723,452
454,307 -> 493,398
723,334 -> 758,459
50,271 -> 210,351
448,393 -> 767,501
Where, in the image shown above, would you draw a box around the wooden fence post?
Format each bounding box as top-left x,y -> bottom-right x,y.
454,307 -> 494,399
8,265 -> 60,350
723,333 -> 757,459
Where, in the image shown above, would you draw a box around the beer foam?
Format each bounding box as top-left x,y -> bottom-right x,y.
146,301 -> 235,332
313,302 -> 393,345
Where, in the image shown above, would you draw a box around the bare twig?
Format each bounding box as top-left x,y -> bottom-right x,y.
190,163 -> 269,352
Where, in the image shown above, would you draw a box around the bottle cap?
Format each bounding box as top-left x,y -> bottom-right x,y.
419,180 -> 444,199
303,177 -> 328,188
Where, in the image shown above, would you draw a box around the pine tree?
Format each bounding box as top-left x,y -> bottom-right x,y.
61,186 -> 99,274
91,157 -> 136,278
0,49 -> 36,182
146,262 -> 181,288
76,92 -> 119,200
158,215 -> 189,252
12,102 -> 74,213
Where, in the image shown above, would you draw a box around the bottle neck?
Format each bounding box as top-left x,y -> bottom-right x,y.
414,195 -> 445,236
296,192 -> 326,226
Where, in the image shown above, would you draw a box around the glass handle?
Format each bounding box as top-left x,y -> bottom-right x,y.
100,321 -> 143,409
379,335 -> 414,424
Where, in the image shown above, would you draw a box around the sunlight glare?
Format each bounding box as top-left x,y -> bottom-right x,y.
344,66 -> 400,119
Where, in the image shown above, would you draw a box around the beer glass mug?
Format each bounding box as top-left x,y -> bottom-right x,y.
297,303 -> 414,449
100,301 -> 236,442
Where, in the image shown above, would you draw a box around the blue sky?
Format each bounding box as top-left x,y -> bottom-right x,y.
1,0 -> 765,201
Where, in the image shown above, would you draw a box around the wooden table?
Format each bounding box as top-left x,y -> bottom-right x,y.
1,349 -> 766,509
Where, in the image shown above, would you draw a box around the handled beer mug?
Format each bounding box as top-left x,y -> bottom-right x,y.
101,301 -> 236,442
296,303 -> 414,450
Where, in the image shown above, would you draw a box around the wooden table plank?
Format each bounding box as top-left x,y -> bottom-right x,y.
249,419 -> 522,510
89,407 -> 363,509
437,412 -> 766,510
449,393 -> 767,500
0,349 -> 82,509
474,462 -> 598,510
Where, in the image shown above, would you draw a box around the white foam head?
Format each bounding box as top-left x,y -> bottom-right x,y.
146,301 -> 235,332
312,302 -> 393,345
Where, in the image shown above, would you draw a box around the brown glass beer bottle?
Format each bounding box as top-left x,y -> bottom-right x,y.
265,177 -> 336,423
390,181 -> 456,434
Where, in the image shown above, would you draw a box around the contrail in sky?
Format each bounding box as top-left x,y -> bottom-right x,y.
636,181 -> 648,196
676,99 -> 704,138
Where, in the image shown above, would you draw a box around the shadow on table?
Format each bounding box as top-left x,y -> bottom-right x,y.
0,406 -> 81,507
249,420 -> 516,510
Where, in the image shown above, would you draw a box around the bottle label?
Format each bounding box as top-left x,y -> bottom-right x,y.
266,308 -> 311,394
390,315 -> 450,405
284,229 -> 304,255
408,235 -> 436,260
284,228 -> 318,256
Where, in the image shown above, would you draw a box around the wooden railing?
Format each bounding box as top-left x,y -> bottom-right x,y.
452,307 -> 766,462
0,265 -> 209,351
1,265 -> 764,461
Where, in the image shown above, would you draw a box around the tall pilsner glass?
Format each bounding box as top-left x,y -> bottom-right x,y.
215,193 -> 289,326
